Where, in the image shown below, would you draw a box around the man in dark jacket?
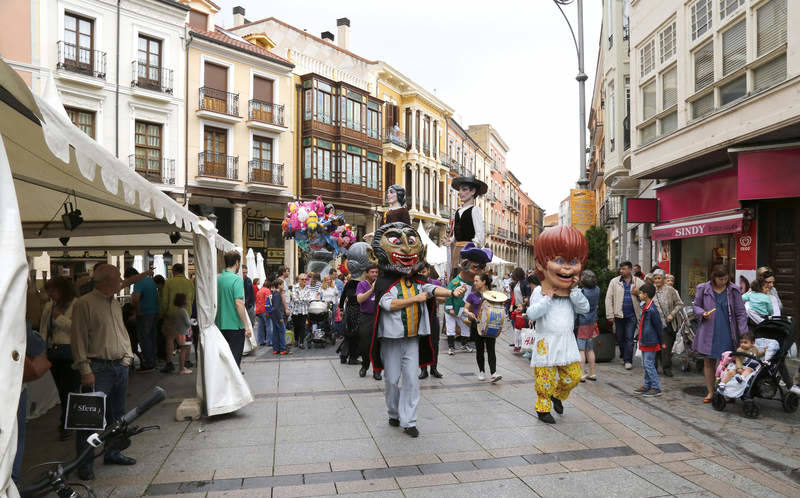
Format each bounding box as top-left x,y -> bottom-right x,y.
242,265 -> 256,329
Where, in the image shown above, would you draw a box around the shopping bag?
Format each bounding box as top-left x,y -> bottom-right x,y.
65,391 -> 106,431
634,342 -> 642,359
285,328 -> 294,345
672,336 -> 685,355
520,328 -> 536,352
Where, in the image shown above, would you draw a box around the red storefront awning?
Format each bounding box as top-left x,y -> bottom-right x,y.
652,211 -> 743,241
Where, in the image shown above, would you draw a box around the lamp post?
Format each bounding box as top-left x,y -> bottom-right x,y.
553,0 -> 589,189
261,216 -> 271,235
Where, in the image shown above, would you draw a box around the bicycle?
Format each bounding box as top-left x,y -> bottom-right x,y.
19,386 -> 167,498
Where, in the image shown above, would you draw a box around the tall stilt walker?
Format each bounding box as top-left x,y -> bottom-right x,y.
444,174 -> 487,275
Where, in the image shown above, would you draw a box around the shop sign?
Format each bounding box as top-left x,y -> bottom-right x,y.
735,219 -> 757,270
569,189 -> 596,234
652,214 -> 743,241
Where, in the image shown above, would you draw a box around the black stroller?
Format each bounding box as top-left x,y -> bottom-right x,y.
712,316 -> 798,418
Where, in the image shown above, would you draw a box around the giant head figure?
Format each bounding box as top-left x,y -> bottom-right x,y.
458,242 -> 493,283
534,226 -> 588,296
345,242 -> 378,281
371,222 -> 425,276
386,184 -> 406,208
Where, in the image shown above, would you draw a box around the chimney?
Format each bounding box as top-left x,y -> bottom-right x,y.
232,6 -> 246,27
321,31 -> 334,42
336,17 -> 350,50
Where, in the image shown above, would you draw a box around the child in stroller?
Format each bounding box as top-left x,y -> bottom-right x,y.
712,316 -> 798,418
718,333 -> 763,385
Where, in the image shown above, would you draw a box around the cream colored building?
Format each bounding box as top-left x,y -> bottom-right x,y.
184,0 -> 296,273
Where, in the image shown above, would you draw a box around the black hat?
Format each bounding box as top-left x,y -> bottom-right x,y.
451,175 -> 488,196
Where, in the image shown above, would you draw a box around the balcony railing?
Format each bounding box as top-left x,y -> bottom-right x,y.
383,127 -> 408,149
129,155 -> 175,184
248,160 -> 284,185
439,205 -> 450,218
198,152 -> 238,180
422,144 -> 431,156
600,195 -> 622,226
199,87 -> 239,116
131,61 -> 173,94
422,200 -> 430,210
57,41 -> 106,79
248,100 -> 285,126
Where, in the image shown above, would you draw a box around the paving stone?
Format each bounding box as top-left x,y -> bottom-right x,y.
655,442 -> 690,453
386,454 -> 440,467
471,456 -> 528,469
303,470 -> 364,484
272,482 -> 337,498
508,462 -> 569,477
626,464 -> 704,495
275,438 -> 380,465
739,468 -> 800,496
419,460 -> 477,475
396,472 -> 459,489
608,455 -> 652,467
560,457 -> 618,471
241,474 -> 303,489
470,426 -> 571,450
683,473 -> 753,498
454,468 -> 515,482
207,490 -> 274,497
375,432 -> 481,458
177,426 -> 274,450
213,467 -> 272,480
404,477 -> 537,497
335,477 -> 398,494
437,450 -> 492,462
145,482 -> 182,496
523,467 -> 668,498
684,459 -> 785,497
152,471 -> 216,484
363,465 -> 422,479
178,479 -> 243,493
659,461 -> 705,476
715,455 -> 753,471
330,457 -> 386,472
273,463 -> 331,476
534,439 -> 588,453
161,445 -> 273,473
488,445 -> 541,458
646,451 -> 696,463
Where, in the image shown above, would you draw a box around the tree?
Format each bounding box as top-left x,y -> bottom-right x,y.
584,226 -> 616,333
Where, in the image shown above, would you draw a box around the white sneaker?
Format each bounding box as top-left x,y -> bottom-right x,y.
448,348 -> 454,356
625,363 -> 633,370
791,385 -> 800,396
464,344 -> 474,353
478,372 -> 486,381
490,374 -> 502,383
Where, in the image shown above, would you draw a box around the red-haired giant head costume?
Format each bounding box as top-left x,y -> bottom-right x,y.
534,226 -> 589,295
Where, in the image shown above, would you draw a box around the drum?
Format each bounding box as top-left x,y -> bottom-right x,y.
308,301 -> 329,324
477,291 -> 507,338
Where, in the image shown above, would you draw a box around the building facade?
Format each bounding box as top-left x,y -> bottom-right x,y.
630,0 -> 798,323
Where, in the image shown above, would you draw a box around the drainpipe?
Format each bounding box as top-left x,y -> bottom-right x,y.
115,0 -> 121,157
184,28 -> 193,206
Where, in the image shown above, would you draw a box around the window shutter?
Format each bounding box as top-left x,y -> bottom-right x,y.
692,93 -> 714,119
754,54 -> 787,91
757,0 -> 787,57
253,76 -> 273,102
694,41 -> 714,92
189,10 -> 208,31
640,40 -> 655,77
642,81 -> 656,121
204,62 -> 227,91
662,67 -> 677,109
722,21 -> 746,76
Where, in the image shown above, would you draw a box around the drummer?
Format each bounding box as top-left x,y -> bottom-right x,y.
465,273 -> 502,383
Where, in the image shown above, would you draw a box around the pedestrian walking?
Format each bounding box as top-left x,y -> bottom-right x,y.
651,269 -> 683,377
634,284 -> 667,397
159,263 -> 194,372
127,268 -> 159,372
172,293 -> 193,375
605,261 -> 645,370
242,264 -> 256,328
357,265 -> 381,379
291,273 -> 315,349
577,270 -> 600,382
465,273 -> 501,382
40,276 -> 80,440
419,264 -> 444,379
270,279 -> 289,355
255,281 -> 272,346
692,265 -> 748,403
339,273 -> 360,364
216,251 -> 253,367
510,267 -> 531,353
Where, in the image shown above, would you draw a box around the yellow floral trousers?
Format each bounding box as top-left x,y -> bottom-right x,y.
533,362 -> 582,413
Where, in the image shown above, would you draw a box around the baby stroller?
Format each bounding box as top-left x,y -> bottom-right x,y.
675,306 -> 702,373
308,300 -> 335,347
711,316 -> 798,418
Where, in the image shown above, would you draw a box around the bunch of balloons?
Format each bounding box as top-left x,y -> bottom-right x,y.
281,196 -> 356,255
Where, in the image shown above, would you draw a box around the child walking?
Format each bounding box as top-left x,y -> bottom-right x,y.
635,284 -> 666,397
173,293 -> 193,375
465,274 -> 502,383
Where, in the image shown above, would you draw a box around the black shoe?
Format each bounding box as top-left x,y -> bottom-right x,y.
104,453 -> 136,466
403,426 -> 419,438
298,344 -> 305,349
373,371 -> 382,381
185,360 -> 194,368
341,357 -> 348,364
388,418 -> 400,427
663,369 -> 674,377
77,468 -> 94,481
551,396 -> 564,415
537,411 -> 556,424
160,362 -> 175,373
359,367 -> 367,377
430,368 -> 443,378
419,369 -> 429,379
348,358 -> 360,365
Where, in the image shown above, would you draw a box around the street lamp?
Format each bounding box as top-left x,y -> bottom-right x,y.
553,0 -> 589,189
261,216 -> 271,234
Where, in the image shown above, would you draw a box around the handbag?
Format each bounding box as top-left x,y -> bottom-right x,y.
65,389 -> 107,431
520,328 -> 536,352
334,306 -> 342,323
47,343 -> 73,362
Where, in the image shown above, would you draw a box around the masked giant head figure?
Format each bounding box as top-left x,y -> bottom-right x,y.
458,242 -> 493,283
371,222 -> 426,276
533,225 -> 589,296
345,242 -> 378,280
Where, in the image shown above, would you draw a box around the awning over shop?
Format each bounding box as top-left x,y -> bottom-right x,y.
652,211 -> 744,241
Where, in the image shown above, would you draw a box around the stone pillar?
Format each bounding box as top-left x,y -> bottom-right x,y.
409,108 -> 416,151
232,202 -> 246,248
433,170 -> 439,217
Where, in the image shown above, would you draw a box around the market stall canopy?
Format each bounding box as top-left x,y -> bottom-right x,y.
490,255 -> 515,267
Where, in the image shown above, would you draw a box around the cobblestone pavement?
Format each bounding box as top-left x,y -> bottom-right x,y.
21,324 -> 800,497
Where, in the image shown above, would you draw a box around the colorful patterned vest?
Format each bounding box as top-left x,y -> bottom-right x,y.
394,278 -> 423,338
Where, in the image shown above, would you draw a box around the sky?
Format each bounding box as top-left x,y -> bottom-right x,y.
217,0 -> 602,215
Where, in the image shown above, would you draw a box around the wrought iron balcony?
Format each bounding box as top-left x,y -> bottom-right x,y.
248,160 -> 284,185
383,127 -> 408,149
422,144 -> 431,156
198,152 -> 238,180
199,87 -> 239,116
600,195 -> 622,226
422,200 -> 430,210
57,41 -> 106,79
129,155 -> 175,184
439,205 -> 450,218
131,61 -> 173,94
248,100 -> 285,126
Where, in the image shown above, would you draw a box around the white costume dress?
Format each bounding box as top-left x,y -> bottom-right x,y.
526,287 -> 589,367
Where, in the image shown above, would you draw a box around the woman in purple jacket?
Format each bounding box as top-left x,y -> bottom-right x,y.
692,265 -> 748,403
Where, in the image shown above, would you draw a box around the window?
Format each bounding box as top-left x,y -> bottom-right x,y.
367,102 -> 381,139
202,127 -> 228,177
252,136 -> 272,164
642,81 -> 656,121
640,39 -> 655,77
63,13 -> 94,73
189,10 -> 208,30
66,107 -> 94,138
342,91 -> 362,131
692,93 -> 714,119
661,112 -> 678,135
304,89 -> 312,121
422,117 -> 431,153
640,121 -> 656,144
137,36 -> 161,89
694,41 -> 714,91
720,75 -> 747,106
691,0 -> 713,40
720,0 -> 744,20
662,67 -> 677,109
607,81 -> 615,150
754,54 -> 787,92
303,147 -> 312,178
367,155 -> 380,189
757,0 -> 787,57
134,121 -> 162,177
346,152 -> 361,185
607,0 -> 614,49
315,81 -> 333,124
722,20 -> 746,76
659,22 -> 676,63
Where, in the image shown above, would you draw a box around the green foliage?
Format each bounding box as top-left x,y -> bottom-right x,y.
584,226 -> 616,333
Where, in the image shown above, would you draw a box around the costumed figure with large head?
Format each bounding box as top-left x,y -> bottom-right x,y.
444,174 -> 487,280
444,242 -> 493,350
525,225 -> 590,425
337,242 -> 379,365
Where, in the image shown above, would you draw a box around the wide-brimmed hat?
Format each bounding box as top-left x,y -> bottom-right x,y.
459,242 -> 493,264
451,175 -> 488,196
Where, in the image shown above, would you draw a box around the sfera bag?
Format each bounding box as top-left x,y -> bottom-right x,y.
65,390 -> 106,431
